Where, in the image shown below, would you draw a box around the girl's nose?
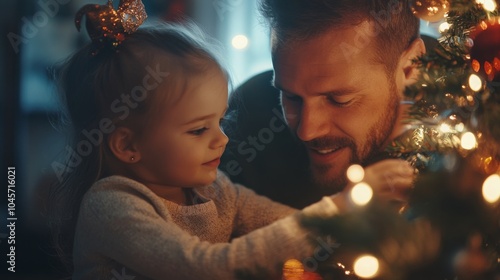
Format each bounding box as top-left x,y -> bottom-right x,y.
212,127 -> 229,149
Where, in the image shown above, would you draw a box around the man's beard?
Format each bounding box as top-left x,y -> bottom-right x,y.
306,80 -> 401,193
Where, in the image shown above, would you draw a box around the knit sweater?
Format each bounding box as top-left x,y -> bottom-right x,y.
72,172 -> 340,280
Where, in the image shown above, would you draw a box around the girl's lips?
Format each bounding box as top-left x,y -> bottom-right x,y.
203,158 -> 221,167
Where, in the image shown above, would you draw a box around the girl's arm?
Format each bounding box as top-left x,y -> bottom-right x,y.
74,177 -> 341,280
211,172 -> 298,236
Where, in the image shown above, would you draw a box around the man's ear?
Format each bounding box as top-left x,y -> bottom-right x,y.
107,127 -> 141,163
400,38 -> 426,87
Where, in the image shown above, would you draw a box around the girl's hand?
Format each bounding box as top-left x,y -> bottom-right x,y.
332,159 -> 416,213
361,159 -> 416,204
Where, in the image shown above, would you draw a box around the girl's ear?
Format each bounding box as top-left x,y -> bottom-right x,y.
107,127 -> 141,163
400,38 -> 426,87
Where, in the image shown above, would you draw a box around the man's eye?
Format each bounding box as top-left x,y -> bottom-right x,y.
189,127 -> 208,136
328,96 -> 353,107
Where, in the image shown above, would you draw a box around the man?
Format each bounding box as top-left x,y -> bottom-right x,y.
221,0 -> 424,208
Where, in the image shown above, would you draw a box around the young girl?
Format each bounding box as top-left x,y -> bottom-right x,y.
51,3 -> 415,279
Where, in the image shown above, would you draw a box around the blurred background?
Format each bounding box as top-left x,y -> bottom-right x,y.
0,0 -> 440,278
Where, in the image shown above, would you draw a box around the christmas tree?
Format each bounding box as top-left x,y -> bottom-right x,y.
294,1 -> 500,279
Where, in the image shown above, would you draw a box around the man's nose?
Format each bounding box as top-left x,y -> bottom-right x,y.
296,102 -> 329,142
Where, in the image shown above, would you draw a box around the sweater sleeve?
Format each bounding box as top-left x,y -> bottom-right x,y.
75,177 -> 340,280
213,172 -> 299,236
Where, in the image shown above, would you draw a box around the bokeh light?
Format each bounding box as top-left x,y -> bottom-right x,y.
482,174 -> 500,203
439,22 -> 450,33
350,182 -> 373,206
460,132 -> 477,150
353,255 -> 379,279
439,123 -> 452,133
231,35 -> 249,49
477,0 -> 497,11
455,123 -> 465,132
468,74 -> 483,92
347,164 -> 365,183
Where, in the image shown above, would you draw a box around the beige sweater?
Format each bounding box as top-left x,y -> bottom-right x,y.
72,172 -> 340,280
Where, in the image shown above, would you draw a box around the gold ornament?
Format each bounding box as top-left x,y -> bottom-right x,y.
282,259 -> 304,280
75,0 -> 147,54
411,0 -> 450,22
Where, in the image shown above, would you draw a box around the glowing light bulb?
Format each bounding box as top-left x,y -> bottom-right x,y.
231,35 -> 249,49
439,123 -> 452,133
468,74 -> 483,92
439,22 -> 451,33
350,182 -> 373,206
347,164 -> 365,183
483,174 -> 500,203
455,123 -> 465,132
353,255 -> 379,279
460,132 -> 477,150
480,0 -> 497,11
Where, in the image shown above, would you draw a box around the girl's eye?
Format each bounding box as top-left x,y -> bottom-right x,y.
189,127 -> 208,136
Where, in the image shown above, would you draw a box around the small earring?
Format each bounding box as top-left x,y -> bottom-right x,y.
130,156 -> 135,161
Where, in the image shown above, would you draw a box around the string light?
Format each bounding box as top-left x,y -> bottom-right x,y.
353,255 -> 379,279
439,22 -> 451,33
460,132 -> 477,150
482,174 -> 500,203
476,0 -> 497,12
455,123 -> 465,132
350,182 -> 373,206
439,123 -> 452,133
468,74 -> 483,92
347,164 -> 365,183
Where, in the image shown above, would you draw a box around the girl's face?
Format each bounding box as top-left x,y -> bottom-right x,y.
135,67 -> 229,188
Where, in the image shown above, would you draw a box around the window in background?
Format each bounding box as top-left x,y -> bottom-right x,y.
190,0 -> 273,88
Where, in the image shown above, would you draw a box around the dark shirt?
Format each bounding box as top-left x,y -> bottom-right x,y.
220,70 -> 325,209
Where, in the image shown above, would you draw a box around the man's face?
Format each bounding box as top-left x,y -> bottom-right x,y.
272,22 -> 403,190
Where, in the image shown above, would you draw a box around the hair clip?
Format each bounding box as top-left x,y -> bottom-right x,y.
75,0 -> 147,55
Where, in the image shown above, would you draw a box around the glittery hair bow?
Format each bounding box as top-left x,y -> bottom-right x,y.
75,0 -> 147,54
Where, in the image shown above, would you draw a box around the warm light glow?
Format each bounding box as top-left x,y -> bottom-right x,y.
231,35 -> 249,49
282,259 -> 304,280
439,22 -> 451,33
347,164 -> 365,183
478,0 -> 497,11
354,255 -> 379,279
483,174 -> 500,203
350,182 -> 373,206
461,132 -> 477,150
469,74 -> 483,92
439,123 -> 452,133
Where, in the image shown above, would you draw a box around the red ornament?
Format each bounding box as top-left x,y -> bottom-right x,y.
470,18 -> 500,81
